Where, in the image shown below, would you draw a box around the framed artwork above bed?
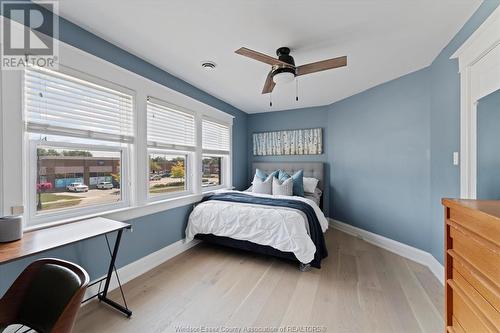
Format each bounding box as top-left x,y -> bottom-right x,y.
253,128 -> 323,156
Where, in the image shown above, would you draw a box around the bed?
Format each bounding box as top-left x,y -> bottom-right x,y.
185,162 -> 328,270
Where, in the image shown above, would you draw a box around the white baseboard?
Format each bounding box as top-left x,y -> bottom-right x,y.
83,238 -> 200,302
329,219 -> 444,285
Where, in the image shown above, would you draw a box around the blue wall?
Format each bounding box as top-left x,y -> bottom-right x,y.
248,1 -> 500,264
327,68 -> 432,253
428,0 -> 500,262
0,5 -> 248,293
248,69 -> 433,252
477,90 -> 500,199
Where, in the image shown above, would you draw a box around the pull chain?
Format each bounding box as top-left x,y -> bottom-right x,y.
296,77 -> 299,102
269,92 -> 273,107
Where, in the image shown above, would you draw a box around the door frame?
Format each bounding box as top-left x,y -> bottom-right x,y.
452,6 -> 500,199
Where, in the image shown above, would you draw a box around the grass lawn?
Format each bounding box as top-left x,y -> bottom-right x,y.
39,192 -> 82,211
149,185 -> 185,194
40,193 -> 80,202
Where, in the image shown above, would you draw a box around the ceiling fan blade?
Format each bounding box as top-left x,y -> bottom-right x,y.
262,71 -> 275,94
296,56 -> 347,76
235,47 -> 292,67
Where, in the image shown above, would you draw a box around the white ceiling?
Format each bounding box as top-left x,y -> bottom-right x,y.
57,0 -> 481,114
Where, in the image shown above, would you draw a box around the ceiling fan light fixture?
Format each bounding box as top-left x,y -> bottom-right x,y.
234,46 -> 347,94
273,71 -> 295,84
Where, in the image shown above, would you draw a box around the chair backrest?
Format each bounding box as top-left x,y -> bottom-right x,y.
0,258 -> 89,333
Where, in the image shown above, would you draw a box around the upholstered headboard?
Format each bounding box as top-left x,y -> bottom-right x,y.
251,162 -> 325,192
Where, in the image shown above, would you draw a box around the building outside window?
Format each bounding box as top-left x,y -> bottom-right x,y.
36,147 -> 121,212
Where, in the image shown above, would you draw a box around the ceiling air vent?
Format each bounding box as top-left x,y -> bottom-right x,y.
201,61 -> 216,71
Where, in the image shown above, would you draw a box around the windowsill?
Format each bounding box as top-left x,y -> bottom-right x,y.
24,187 -> 235,232
24,192 -> 200,232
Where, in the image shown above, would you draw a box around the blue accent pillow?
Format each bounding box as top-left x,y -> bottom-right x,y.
278,169 -> 304,197
255,168 -> 279,181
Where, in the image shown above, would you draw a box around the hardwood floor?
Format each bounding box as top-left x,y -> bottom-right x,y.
74,229 -> 444,333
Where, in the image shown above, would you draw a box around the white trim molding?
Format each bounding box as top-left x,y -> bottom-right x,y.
83,238 -> 200,302
329,219 -> 444,285
451,6 -> 500,199
0,66 -> 3,216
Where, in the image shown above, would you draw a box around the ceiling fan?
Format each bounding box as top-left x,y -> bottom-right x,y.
235,46 -> 347,94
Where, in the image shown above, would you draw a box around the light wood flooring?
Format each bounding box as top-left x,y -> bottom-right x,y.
74,229 -> 444,333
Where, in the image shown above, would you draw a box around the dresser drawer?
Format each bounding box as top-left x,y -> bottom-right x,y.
450,226 -> 500,285
452,268 -> 500,329
444,199 -> 500,333
449,207 -> 500,248
446,316 -> 466,333
452,250 -> 500,312
450,281 -> 494,333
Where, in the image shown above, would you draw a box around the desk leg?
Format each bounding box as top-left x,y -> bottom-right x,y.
97,229 -> 132,317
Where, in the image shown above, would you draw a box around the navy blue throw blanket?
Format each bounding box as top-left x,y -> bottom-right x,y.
201,192 -> 328,268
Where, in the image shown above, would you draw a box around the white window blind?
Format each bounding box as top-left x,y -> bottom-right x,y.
147,98 -> 195,151
202,119 -> 230,153
24,66 -> 134,143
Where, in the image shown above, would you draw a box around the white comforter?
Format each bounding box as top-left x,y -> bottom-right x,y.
185,190 -> 328,264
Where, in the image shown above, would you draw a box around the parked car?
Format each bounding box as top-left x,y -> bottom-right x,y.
36,182 -> 53,191
150,174 -> 161,181
161,171 -> 171,178
96,181 -> 113,189
67,182 -> 89,192
202,179 -> 217,187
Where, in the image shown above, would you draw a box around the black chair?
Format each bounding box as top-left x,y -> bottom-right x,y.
0,258 -> 90,333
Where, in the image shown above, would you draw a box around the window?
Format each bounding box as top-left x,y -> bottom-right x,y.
202,119 -> 230,153
147,97 -> 194,198
149,153 -> 187,196
1,42 -> 237,230
35,146 -> 122,213
202,119 -> 230,189
202,156 -> 221,188
24,66 -> 133,225
25,66 -> 133,143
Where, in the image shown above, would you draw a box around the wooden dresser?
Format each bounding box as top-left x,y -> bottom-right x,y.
443,199 -> 500,333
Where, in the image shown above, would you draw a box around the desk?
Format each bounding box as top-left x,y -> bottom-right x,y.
0,217 -> 132,317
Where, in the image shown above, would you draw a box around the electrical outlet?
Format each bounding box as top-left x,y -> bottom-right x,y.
11,205 -> 24,215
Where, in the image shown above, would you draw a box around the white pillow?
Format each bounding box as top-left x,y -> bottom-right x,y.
252,175 -> 272,194
272,177 -> 293,196
303,177 -> 319,193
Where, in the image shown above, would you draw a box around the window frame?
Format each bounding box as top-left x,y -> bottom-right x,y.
146,148 -> 193,202
27,139 -> 131,226
201,117 -> 232,192
22,64 -> 135,227
201,154 -> 229,192
145,96 -> 198,202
